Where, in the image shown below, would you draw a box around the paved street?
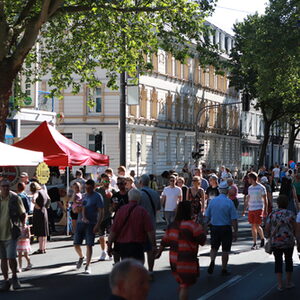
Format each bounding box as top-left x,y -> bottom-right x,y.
1,193 -> 300,300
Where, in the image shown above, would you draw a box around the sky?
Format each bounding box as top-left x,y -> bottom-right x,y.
207,0 -> 269,35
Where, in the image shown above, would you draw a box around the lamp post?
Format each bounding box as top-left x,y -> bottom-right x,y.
193,101 -> 242,165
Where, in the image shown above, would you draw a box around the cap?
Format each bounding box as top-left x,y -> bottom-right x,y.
209,174 -> 218,181
260,176 -> 268,183
218,181 -> 229,190
20,172 -> 28,178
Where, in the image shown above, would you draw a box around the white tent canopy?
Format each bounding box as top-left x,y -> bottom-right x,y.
0,142 -> 43,166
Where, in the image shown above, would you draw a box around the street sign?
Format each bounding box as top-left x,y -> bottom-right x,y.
185,132 -> 196,137
36,162 -> 50,184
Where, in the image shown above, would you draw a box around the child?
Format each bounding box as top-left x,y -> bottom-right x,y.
17,216 -> 32,272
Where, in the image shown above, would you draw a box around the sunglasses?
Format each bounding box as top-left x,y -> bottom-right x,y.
102,180 -> 110,183
117,182 -> 125,185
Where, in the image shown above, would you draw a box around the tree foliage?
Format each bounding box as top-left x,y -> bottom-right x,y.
0,0 -> 220,140
229,0 -> 300,166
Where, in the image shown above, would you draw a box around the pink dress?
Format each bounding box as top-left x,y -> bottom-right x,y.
16,226 -> 31,253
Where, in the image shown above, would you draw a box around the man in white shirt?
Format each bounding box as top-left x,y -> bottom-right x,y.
272,164 -> 280,190
161,175 -> 182,226
243,172 -> 268,250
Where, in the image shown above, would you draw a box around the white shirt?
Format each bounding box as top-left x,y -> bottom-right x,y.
273,168 -> 280,178
248,183 -> 267,211
162,186 -> 182,211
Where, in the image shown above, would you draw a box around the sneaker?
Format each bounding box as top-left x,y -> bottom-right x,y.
0,280 -> 11,292
76,257 -> 84,269
260,239 -> 265,248
286,282 -> 295,289
221,269 -> 231,276
98,251 -> 106,261
24,264 -> 33,271
251,243 -> 258,250
84,266 -> 91,274
207,261 -> 215,274
11,277 -> 21,290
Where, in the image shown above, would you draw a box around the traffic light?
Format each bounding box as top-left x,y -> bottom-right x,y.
192,143 -> 205,160
242,92 -> 250,111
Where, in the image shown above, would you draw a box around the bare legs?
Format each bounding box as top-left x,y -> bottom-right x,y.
18,251 -> 31,270
38,236 -> 47,252
251,224 -> 264,244
179,287 -> 188,300
74,245 -> 92,268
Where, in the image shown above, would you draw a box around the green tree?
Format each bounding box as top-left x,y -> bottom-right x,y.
0,0 -> 218,141
229,0 -> 300,167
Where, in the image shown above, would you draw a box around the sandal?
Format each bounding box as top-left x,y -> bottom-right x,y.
32,249 -> 43,255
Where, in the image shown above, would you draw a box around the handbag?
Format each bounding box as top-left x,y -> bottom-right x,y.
265,222 -> 281,254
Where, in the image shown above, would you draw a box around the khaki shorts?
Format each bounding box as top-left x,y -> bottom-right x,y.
0,239 -> 17,259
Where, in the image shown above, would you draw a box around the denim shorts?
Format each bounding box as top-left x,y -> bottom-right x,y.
73,222 -> 95,246
0,239 -> 17,259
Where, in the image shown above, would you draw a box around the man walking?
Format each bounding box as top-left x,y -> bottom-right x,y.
107,189 -> 156,263
96,174 -> 113,261
0,179 -> 26,291
242,172 -> 268,250
161,175 -> 182,226
205,181 -> 238,275
74,179 -> 104,274
139,174 -> 161,276
96,173 -> 112,261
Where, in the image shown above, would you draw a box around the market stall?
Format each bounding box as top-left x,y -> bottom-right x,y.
13,121 -> 109,166
0,142 -> 43,166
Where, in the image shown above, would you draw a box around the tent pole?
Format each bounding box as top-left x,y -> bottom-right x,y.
66,166 -> 70,236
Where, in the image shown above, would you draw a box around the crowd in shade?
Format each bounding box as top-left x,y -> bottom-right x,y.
1,162 -> 300,299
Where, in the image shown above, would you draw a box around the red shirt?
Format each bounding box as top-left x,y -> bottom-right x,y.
111,201 -> 153,243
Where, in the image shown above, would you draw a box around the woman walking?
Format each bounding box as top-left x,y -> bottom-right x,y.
186,176 -> 205,221
280,177 -> 298,214
156,201 -> 206,300
30,182 -> 50,254
265,195 -> 296,291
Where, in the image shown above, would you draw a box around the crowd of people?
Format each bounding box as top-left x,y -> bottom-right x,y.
0,163 -> 300,300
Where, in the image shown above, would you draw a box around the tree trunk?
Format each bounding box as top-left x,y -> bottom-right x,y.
258,121 -> 272,168
288,123 -> 300,162
0,71 -> 13,142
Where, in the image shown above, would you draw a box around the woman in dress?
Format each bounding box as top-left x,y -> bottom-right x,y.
186,176 -> 205,221
280,177 -> 298,214
265,195 -> 297,291
156,201 -> 206,300
30,182 -> 50,254
176,177 -> 188,202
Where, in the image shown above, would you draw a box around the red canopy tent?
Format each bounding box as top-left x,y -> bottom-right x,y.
14,121 -> 109,166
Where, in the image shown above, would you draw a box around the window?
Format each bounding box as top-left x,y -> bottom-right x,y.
61,133 -> 73,139
25,83 -> 31,96
88,132 -> 103,152
88,87 -> 102,113
88,134 -> 95,151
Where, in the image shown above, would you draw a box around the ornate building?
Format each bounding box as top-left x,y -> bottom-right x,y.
19,24 -> 241,174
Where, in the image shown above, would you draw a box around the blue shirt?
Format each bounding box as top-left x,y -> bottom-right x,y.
78,191 -> 103,224
205,194 -> 237,226
201,178 -> 209,191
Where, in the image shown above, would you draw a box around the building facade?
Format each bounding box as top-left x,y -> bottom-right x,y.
18,25 -> 242,175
